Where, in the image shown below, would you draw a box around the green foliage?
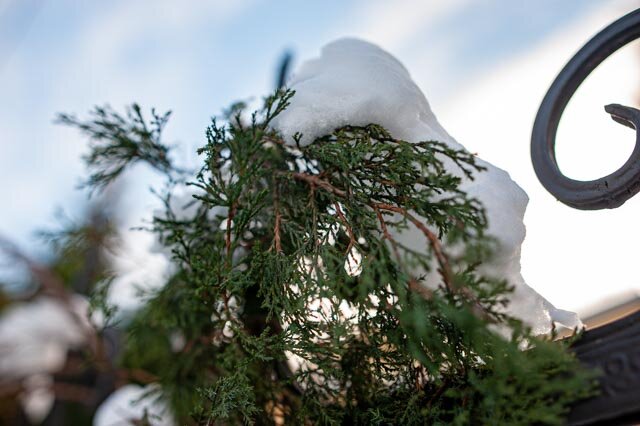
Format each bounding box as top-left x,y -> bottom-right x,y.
57,104 -> 174,192
64,90 -> 596,425
36,207 -> 117,295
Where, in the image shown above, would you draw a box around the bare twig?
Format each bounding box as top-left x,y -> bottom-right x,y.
333,202 -> 355,254
286,172 -> 493,321
374,205 -> 401,264
273,184 -> 283,254
290,172 -> 347,197
370,203 -> 454,292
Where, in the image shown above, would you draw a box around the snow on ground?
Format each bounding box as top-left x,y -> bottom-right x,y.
274,38 -> 580,334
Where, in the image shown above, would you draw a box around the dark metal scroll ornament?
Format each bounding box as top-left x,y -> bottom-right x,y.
531,8 -> 640,210
531,8 -> 640,425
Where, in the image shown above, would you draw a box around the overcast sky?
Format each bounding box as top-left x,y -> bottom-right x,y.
1,0 -> 639,315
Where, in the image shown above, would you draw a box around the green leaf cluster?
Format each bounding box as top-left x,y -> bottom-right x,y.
65,90 -> 596,425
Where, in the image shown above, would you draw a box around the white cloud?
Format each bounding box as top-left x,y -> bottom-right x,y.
337,0 -> 469,50
74,0 -> 253,73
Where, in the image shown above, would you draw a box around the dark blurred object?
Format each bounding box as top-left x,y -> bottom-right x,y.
0,194 -> 120,425
569,310 -> 640,425
275,50 -> 294,90
42,328 -> 122,426
531,8 -> 640,210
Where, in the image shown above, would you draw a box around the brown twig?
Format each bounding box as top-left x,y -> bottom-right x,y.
374,205 -> 401,264
372,203 -> 489,321
273,183 -> 283,254
0,236 -> 107,352
291,172 -> 347,197
0,236 -> 71,304
333,202 -> 355,254
116,368 -> 160,386
370,203 -> 455,292
262,135 -> 287,147
287,172 -> 493,321
408,278 -> 434,300
274,211 -> 283,253
427,379 -> 449,407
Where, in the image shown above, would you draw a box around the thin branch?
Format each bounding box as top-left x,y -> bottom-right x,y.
370,203 -> 454,291
374,205 -> 401,264
333,202 -> 355,254
273,183 -> 283,253
290,172 -> 347,197
285,172 -> 492,321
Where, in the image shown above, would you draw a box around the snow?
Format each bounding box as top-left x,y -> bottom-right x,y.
106,235 -> 170,316
93,384 -> 174,426
108,184 -> 242,321
273,38 -> 458,149
273,38 -> 580,335
0,295 -> 92,422
0,296 -> 89,377
107,188 -> 222,315
19,375 -> 55,425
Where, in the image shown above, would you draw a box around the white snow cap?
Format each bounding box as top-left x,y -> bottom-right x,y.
273,38 -> 460,149
93,384 -> 174,426
273,38 -> 580,335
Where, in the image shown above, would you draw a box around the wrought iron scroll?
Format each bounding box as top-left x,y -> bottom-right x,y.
531,9 -> 640,424
531,8 -> 640,210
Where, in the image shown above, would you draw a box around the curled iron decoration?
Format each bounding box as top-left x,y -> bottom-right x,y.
531,8 -> 640,210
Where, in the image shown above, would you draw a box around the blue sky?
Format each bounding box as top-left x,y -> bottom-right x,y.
2,0 -> 638,312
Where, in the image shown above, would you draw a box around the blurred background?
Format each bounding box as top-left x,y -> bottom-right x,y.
1,0 -> 640,423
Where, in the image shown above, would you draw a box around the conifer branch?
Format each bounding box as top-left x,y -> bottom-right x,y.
60,90 -> 596,425
57,104 -> 175,192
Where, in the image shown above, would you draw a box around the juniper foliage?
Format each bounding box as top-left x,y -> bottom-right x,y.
57,104 -> 173,192
64,90 -> 595,425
